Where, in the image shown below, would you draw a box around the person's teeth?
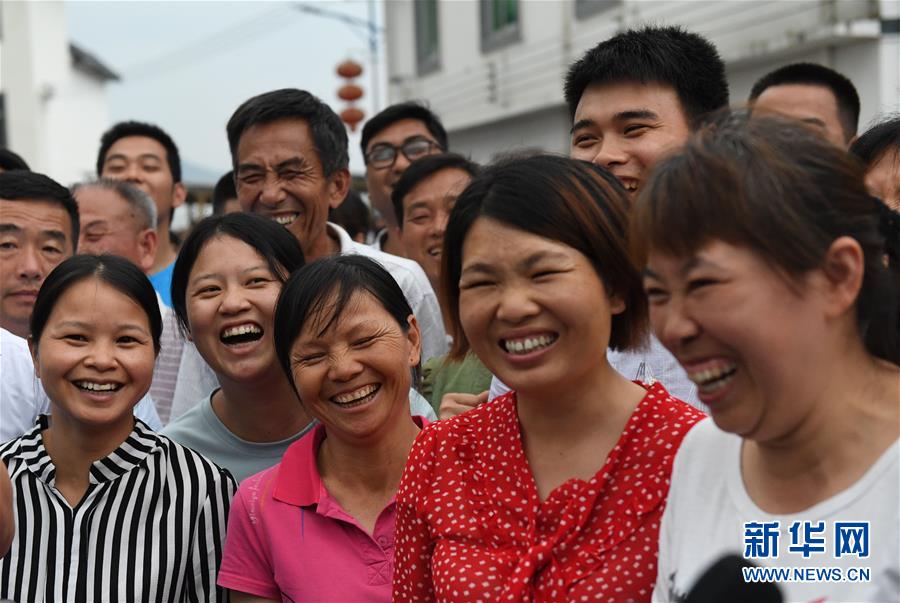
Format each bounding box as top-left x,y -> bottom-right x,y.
274,214 -> 298,226
332,384 -> 378,404
503,334 -> 555,355
687,362 -> 738,392
76,381 -> 118,391
223,324 -> 262,338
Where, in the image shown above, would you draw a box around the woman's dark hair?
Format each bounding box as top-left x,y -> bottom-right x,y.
273,255 -> 416,387
170,213 -> 305,334
632,112 -> 900,364
850,114 -> 900,167
441,154 -> 648,360
30,255 -> 162,354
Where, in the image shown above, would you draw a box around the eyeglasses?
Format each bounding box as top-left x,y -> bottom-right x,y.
365,137 -> 441,169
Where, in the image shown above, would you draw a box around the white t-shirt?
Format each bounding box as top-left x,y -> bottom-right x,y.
0,328 -> 161,443
653,419 -> 899,603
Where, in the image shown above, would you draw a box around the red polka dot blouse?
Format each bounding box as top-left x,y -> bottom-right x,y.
393,382 -> 704,602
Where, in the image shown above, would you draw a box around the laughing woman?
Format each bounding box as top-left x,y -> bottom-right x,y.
218,255 -> 428,602
392,156 -> 705,602
162,213 -> 313,483
0,255 -> 234,602
634,115 -> 900,603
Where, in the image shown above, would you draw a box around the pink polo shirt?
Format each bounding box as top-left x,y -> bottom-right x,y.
217,417 -> 426,602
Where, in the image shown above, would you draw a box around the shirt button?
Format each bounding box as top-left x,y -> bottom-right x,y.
377,536 -> 390,547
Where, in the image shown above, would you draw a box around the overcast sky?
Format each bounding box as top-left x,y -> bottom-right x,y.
67,0 -> 381,178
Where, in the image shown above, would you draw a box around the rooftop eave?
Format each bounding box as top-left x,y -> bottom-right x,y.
70,43 -> 120,82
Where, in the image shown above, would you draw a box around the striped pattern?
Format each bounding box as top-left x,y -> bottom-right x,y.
151,309 -> 187,425
0,416 -> 235,602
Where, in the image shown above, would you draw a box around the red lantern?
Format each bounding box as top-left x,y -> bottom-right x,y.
338,83 -> 364,101
340,107 -> 365,131
336,59 -> 363,79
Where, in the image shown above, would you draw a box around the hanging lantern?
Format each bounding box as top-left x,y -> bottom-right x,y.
336,59 -> 363,79
340,107 -> 365,131
338,83 -> 364,102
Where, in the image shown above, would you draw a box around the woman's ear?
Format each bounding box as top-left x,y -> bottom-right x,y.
819,236 -> 865,318
406,314 -> 422,367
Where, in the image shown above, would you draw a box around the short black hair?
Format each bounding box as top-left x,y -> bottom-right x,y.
171,212 -> 306,335
749,63 -> 861,140
96,121 -> 182,183
391,153 -> 479,227
329,189 -> 372,242
212,171 -> 237,215
226,88 -> 348,177
31,254 -> 162,354
360,101 -> 448,159
0,149 -> 30,172
563,25 -> 729,127
850,115 -> 900,167
0,171 -> 80,247
273,255 -> 416,391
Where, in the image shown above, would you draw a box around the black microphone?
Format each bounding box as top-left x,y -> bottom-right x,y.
683,554 -> 783,603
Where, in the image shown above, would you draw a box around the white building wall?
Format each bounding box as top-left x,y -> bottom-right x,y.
1,1 -> 113,185
385,0 -> 893,159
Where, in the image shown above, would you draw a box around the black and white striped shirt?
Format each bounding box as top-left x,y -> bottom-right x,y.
0,416 -> 236,602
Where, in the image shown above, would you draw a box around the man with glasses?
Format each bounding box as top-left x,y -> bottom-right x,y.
361,102 -> 447,257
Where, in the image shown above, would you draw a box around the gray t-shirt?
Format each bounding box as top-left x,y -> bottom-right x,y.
162,391 -> 315,483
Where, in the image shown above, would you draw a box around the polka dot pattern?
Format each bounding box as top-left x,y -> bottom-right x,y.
392,382 -> 704,602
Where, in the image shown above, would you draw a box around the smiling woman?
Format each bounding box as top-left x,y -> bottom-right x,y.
217,254 -> 426,602
0,255 -> 235,602
392,155 -> 705,602
162,213 -> 314,483
632,113 -> 900,602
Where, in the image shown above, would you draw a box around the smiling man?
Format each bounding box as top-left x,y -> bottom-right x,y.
225,89 -> 447,364
390,153 -> 479,294
565,26 -> 729,200
97,121 -> 187,306
73,179 -> 158,272
361,102 -> 447,257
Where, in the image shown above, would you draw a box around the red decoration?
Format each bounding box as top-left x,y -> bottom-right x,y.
336,59 -> 363,78
338,84 -> 364,101
340,107 -> 365,131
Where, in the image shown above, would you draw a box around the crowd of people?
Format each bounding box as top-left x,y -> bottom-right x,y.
0,23 -> 897,603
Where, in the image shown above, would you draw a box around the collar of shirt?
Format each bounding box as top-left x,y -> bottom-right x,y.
273,415 -> 429,509
20,415 -> 160,487
327,221 -> 356,254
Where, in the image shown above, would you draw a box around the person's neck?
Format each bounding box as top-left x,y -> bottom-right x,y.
212,371 -> 312,443
318,414 -> 420,496
42,412 -> 135,505
304,226 -> 342,261
516,360 -> 644,445
743,341 -> 900,513
152,221 -> 177,274
380,226 -> 405,257
2,319 -> 28,339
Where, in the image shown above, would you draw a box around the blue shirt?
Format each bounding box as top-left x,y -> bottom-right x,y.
149,261 -> 175,307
